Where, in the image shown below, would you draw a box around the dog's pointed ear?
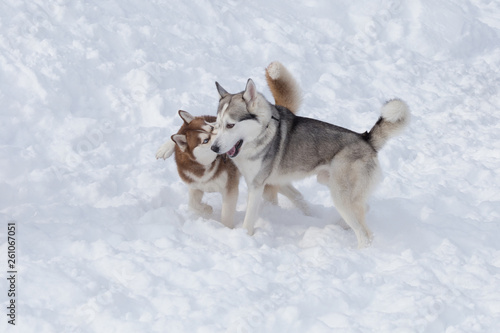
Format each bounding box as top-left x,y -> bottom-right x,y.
216,82 -> 229,99
171,134 -> 188,152
243,79 -> 257,103
178,110 -> 194,124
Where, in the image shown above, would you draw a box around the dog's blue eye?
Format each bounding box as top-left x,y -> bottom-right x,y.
226,123 -> 235,129
203,138 -> 209,144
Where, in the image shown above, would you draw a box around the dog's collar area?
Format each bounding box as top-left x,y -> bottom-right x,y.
266,115 -> 280,130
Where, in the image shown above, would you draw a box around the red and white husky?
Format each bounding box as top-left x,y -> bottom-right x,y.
156,62 -> 308,228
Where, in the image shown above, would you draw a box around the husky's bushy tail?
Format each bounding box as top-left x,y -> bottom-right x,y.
366,99 -> 410,152
265,61 -> 302,114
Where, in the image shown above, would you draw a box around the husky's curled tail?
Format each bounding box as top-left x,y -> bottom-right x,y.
265,61 -> 302,114
366,99 -> 410,152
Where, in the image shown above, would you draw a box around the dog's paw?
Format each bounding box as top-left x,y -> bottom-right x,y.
156,141 -> 175,160
193,203 -> 213,217
246,226 -> 255,236
220,218 -> 234,229
242,222 -> 255,236
357,236 -> 372,249
201,204 -> 213,216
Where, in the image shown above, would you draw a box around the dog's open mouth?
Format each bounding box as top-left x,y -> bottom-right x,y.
227,140 -> 243,158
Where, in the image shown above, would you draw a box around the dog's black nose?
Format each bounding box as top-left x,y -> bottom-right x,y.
211,145 -> 219,153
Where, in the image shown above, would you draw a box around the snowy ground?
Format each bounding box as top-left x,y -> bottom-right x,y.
1,0 -> 500,332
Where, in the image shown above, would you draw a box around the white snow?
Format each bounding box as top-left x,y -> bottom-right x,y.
1,0 -> 500,332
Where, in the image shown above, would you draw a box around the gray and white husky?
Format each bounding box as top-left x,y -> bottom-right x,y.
211,74 -> 409,247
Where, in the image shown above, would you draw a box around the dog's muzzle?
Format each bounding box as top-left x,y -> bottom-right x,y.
211,144 -> 220,153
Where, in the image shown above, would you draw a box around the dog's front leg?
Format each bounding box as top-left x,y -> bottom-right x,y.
155,140 -> 175,160
243,185 -> 264,236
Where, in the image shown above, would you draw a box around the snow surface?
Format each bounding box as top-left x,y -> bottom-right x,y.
1,0 -> 500,332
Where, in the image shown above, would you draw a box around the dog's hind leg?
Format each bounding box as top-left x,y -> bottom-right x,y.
328,168 -> 371,247
335,203 -> 371,236
188,188 -> 213,217
278,184 -> 311,216
353,201 -> 373,240
263,185 -> 279,205
330,193 -> 371,248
